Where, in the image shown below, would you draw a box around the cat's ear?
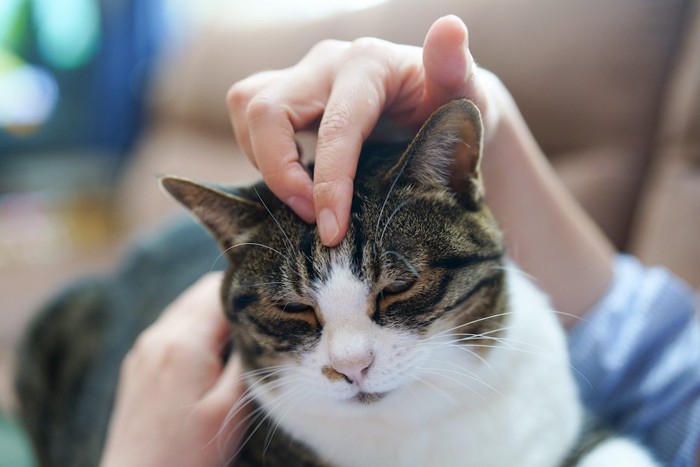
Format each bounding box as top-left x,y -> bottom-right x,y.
387,99 -> 484,205
160,176 -> 266,251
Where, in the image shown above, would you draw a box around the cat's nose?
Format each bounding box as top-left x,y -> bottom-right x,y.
331,352 -> 375,385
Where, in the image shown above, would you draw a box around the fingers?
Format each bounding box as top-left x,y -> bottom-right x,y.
152,272 -> 230,355
247,97 -> 316,222
422,16 -> 472,110
202,355 -> 245,407
421,15 -> 494,133
229,76 -> 316,222
227,17 -> 498,247
228,39 -> 392,245
227,70 -> 282,162
313,40 -> 389,245
227,41 -> 349,224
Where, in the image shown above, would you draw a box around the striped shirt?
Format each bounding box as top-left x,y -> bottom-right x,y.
568,255 -> 700,466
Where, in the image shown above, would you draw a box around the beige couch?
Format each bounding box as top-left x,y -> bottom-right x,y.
120,0 -> 700,288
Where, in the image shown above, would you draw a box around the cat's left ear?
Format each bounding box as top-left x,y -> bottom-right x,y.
160,176 -> 267,253
387,98 -> 484,205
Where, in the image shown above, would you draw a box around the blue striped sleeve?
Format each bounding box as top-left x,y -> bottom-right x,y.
568,255 -> 700,466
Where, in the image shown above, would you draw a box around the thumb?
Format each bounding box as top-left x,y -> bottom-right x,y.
421,16 -> 479,113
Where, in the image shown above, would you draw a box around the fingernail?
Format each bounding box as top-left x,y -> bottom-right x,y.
318,208 -> 340,245
287,196 -> 315,223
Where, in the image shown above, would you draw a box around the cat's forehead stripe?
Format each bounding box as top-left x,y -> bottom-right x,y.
300,226 -> 316,281
314,258 -> 370,323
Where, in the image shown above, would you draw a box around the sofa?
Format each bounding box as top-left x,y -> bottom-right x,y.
117,0 -> 700,290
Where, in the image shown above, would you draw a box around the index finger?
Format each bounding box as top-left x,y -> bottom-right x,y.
246,96 -> 316,223
313,45 -> 389,246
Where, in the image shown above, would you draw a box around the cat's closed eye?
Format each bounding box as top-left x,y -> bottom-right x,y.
279,302 -> 315,314
382,278 -> 416,296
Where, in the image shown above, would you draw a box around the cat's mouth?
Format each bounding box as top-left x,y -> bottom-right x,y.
353,391 -> 387,404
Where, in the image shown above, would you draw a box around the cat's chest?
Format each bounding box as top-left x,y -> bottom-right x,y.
276,355 -> 580,467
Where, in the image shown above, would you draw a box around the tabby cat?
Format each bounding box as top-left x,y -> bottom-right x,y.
17,99 -> 656,466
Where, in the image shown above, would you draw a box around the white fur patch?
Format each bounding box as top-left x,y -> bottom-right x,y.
577,438 -> 659,467
249,265 -> 651,467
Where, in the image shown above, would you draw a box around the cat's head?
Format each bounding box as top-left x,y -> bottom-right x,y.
162,99 -> 506,407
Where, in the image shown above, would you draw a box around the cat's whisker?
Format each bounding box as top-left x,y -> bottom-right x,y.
427,324 -> 519,344
217,366 -> 297,433
379,198 -> 414,245
263,386 -> 314,455
375,148 -> 412,243
445,328 -> 528,347
252,186 -> 300,262
217,374 -> 306,462
468,332 -> 554,354
414,376 -> 456,405
424,311 -> 517,341
211,242 -> 287,271
492,265 -> 588,326
231,242 -> 285,258
548,309 -> 588,324
413,366 -> 489,402
416,338 -> 498,375
463,340 -> 592,388
416,358 -> 503,398
235,365 -> 295,394
491,263 -> 535,281
471,332 -> 594,391
221,404 -> 269,463
381,250 -> 419,277
466,342 -> 562,364
234,382 -> 307,459
236,281 -> 287,290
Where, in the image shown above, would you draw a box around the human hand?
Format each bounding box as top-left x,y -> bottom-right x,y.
101,273 -> 248,467
228,15 -> 508,247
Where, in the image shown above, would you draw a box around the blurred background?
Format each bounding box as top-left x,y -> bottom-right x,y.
1,0 -> 182,418
0,1 -> 388,462
1,0 -> 698,464
0,0 -> 389,413
1,0 -> 161,277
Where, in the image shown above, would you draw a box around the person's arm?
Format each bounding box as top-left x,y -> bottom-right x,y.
101,273 -> 249,467
568,255 -> 700,466
478,76 -> 615,322
227,15 -> 613,320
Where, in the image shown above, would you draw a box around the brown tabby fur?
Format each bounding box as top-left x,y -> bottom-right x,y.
17,99 -> 508,466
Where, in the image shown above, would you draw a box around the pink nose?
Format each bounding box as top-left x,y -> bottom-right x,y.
331,352 -> 375,384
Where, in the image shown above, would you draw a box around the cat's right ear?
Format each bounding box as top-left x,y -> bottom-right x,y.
385,99 -> 484,206
160,176 -> 266,252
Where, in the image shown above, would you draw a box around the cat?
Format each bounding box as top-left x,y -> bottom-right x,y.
16,99 -> 656,466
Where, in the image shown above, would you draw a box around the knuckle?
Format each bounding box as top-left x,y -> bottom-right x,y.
129,329 -> 190,368
226,82 -> 249,111
312,179 -> 337,199
262,157 -> 299,189
246,95 -> 283,124
226,71 -> 271,110
317,110 -> 362,153
309,38 -> 348,56
319,109 -> 352,137
313,175 -> 353,202
349,37 -> 387,59
130,329 -> 162,359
